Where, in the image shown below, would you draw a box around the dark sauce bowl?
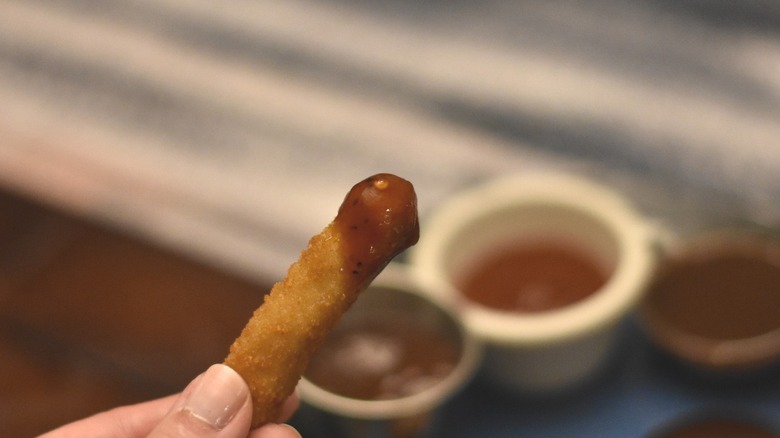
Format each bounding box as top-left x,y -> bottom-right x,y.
640,231 -> 780,374
647,410 -> 780,438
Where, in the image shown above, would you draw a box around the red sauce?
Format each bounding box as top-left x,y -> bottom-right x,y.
457,242 -> 609,313
304,316 -> 460,401
335,174 -> 419,290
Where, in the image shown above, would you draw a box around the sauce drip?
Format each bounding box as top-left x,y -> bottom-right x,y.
305,316 -> 460,400
457,242 -> 608,313
335,174 -> 419,289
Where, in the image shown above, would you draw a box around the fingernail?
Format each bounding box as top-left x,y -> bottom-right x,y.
182,364 -> 248,430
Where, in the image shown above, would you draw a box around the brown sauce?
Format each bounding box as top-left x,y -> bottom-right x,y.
457,242 -> 609,313
657,418 -> 780,438
647,250 -> 780,340
304,316 -> 460,401
335,174 -> 419,290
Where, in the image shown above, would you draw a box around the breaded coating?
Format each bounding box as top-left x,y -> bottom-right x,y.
224,174 -> 419,427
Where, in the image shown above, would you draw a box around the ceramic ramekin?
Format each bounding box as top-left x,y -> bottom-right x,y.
411,172 -> 658,392
299,263 -> 482,437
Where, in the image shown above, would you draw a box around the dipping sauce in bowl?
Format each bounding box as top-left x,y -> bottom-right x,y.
299,263 -> 481,426
411,172 -> 657,392
304,313 -> 461,401
641,232 -> 780,372
648,412 -> 780,438
657,418 -> 779,438
457,240 -> 610,313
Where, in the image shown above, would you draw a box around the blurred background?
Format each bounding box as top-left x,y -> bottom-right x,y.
1,0 -> 779,436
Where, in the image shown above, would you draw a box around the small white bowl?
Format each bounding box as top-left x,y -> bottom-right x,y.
411,172 -> 659,392
299,263 -> 482,435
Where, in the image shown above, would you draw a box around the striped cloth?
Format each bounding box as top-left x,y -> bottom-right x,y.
1,0 -> 779,279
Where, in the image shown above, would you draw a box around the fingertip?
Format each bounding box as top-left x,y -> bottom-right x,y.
183,364 -> 249,429
148,364 -> 253,437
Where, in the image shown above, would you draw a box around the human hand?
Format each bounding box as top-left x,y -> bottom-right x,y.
40,364 -> 300,438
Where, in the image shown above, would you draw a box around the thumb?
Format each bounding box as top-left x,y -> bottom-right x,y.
148,364 -> 253,438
